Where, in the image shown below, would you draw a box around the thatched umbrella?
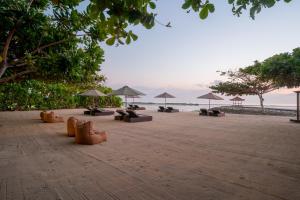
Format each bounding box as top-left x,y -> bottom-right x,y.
155,92 -> 176,108
79,89 -> 107,107
197,92 -> 223,109
110,85 -> 145,107
230,96 -> 245,106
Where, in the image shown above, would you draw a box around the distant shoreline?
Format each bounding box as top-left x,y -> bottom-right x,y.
214,106 -> 296,117
132,102 -> 296,109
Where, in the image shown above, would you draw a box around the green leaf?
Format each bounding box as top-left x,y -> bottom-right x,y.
199,7 -> 209,19
207,4 -> 215,13
182,1 -> 191,9
130,32 -> 138,41
264,0 -> 276,8
106,37 -> 115,46
0,56 -> 2,63
89,4 -> 100,18
149,2 -> 156,9
125,36 -> 131,44
228,0 -> 234,4
250,6 -> 256,19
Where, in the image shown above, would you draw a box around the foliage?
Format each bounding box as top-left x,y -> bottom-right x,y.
259,48 -> 300,88
182,0 -> 292,19
0,80 -> 122,111
210,64 -> 277,110
0,0 -> 292,84
0,0 -> 106,84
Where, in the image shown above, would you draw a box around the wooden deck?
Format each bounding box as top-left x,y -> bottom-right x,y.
0,109 -> 299,200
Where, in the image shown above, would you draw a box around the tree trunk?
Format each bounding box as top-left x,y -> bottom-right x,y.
258,93 -> 264,112
0,65 -> 8,79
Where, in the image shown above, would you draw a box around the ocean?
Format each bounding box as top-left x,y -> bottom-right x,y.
126,103 -> 297,112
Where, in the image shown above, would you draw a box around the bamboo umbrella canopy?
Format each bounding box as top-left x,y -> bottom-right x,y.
110,85 -> 145,107
155,92 -> 176,108
79,89 -> 107,107
197,92 -> 223,109
230,96 -> 245,106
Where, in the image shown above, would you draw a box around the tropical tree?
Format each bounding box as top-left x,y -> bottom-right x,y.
0,0 -> 292,84
0,0 -> 106,84
210,63 -> 277,111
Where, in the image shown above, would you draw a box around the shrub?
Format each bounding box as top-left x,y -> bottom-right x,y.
0,80 -> 122,111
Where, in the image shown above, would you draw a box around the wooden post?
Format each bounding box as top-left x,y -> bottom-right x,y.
290,91 -> 300,123
297,92 -> 299,121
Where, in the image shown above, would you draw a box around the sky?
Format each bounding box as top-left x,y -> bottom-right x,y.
98,1 -> 300,105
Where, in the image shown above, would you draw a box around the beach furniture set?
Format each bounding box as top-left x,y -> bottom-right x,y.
40,111 -> 64,123
84,106 -> 115,116
127,104 -> 146,110
158,106 -> 179,113
82,107 -> 152,123
40,111 -> 107,145
67,117 -> 107,145
115,109 -> 152,122
199,108 -> 225,117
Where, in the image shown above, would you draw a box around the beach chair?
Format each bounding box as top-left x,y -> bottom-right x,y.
91,108 -> 114,116
209,109 -> 225,117
124,110 -> 152,123
43,112 -> 64,123
75,121 -> 107,145
83,106 -> 93,115
114,109 -> 128,120
199,108 -> 208,116
165,107 -> 179,113
127,104 -> 134,110
67,117 -> 78,137
158,106 -> 165,112
133,105 -> 146,110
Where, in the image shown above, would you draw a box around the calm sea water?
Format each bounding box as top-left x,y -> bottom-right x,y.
126,103 -> 297,112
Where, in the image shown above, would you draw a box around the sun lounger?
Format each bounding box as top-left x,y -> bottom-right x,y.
114,109 -> 129,120
75,121 -> 107,145
158,106 -> 165,112
83,106 -> 93,115
199,108 -> 208,116
123,110 -> 152,123
133,105 -> 146,110
165,107 -> 179,113
127,104 -> 134,109
91,108 -> 114,116
209,109 -> 225,117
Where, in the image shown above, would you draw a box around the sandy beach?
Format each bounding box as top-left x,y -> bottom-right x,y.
0,109 -> 299,200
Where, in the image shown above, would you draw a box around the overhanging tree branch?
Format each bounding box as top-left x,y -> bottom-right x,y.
0,69 -> 36,84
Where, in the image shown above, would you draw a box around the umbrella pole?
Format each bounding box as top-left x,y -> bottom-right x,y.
165,97 -> 166,108
209,99 -> 211,109
297,92 -> 299,121
125,96 -> 127,108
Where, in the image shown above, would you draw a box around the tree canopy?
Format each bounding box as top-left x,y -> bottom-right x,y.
210,64 -> 277,110
210,47 -> 300,110
0,0 -> 293,84
260,48 -> 300,88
